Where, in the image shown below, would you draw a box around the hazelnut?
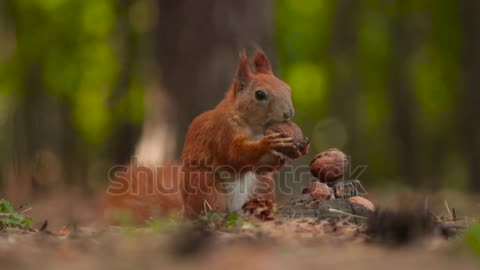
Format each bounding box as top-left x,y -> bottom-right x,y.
348,196 -> 375,212
265,121 -> 310,159
309,148 -> 348,182
302,182 -> 334,201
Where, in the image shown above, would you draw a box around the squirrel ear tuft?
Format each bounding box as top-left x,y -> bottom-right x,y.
235,50 -> 251,93
253,50 -> 272,74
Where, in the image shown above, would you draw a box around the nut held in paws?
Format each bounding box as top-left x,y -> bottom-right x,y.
309,148 -> 348,182
265,121 -> 309,159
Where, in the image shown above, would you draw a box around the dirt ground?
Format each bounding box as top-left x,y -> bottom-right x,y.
0,221 -> 478,270
1,191 -> 479,270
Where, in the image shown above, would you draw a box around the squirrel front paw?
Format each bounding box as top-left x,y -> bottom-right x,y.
260,132 -> 302,158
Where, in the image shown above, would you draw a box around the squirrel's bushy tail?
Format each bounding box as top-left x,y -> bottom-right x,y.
103,161 -> 184,224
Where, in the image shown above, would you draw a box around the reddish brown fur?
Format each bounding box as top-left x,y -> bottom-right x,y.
181,50 -> 297,218
104,162 -> 183,224
104,50 -> 298,222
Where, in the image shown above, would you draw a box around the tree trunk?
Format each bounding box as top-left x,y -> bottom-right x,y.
388,1 -> 419,186
108,0 -> 142,166
148,0 -> 275,158
4,65 -> 70,203
327,0 -> 361,172
460,0 -> 480,192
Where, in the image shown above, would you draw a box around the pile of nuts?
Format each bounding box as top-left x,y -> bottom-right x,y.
265,121 -> 375,213
307,148 -> 375,212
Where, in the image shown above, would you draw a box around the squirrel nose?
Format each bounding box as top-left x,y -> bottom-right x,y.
283,109 -> 294,120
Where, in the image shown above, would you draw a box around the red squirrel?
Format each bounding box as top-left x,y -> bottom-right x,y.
181,50 -> 299,218
104,50 -> 299,222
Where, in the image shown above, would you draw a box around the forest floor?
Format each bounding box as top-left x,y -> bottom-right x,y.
1,191 -> 479,270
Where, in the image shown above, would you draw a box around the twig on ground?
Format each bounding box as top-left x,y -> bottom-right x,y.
444,200 -> 453,220
328,208 -> 367,220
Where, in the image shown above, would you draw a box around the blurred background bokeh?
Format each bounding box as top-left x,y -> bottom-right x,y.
0,0 -> 479,204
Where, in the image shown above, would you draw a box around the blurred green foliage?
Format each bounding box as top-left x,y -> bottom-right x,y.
0,0 -> 144,145
276,0 -> 467,188
0,0 -> 476,191
277,0 -> 332,120
0,199 -> 33,229
465,223 -> 480,255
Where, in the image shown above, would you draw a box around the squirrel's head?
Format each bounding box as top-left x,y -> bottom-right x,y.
231,50 -> 294,132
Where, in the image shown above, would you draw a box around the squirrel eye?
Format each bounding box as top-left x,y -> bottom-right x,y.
255,90 -> 267,101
